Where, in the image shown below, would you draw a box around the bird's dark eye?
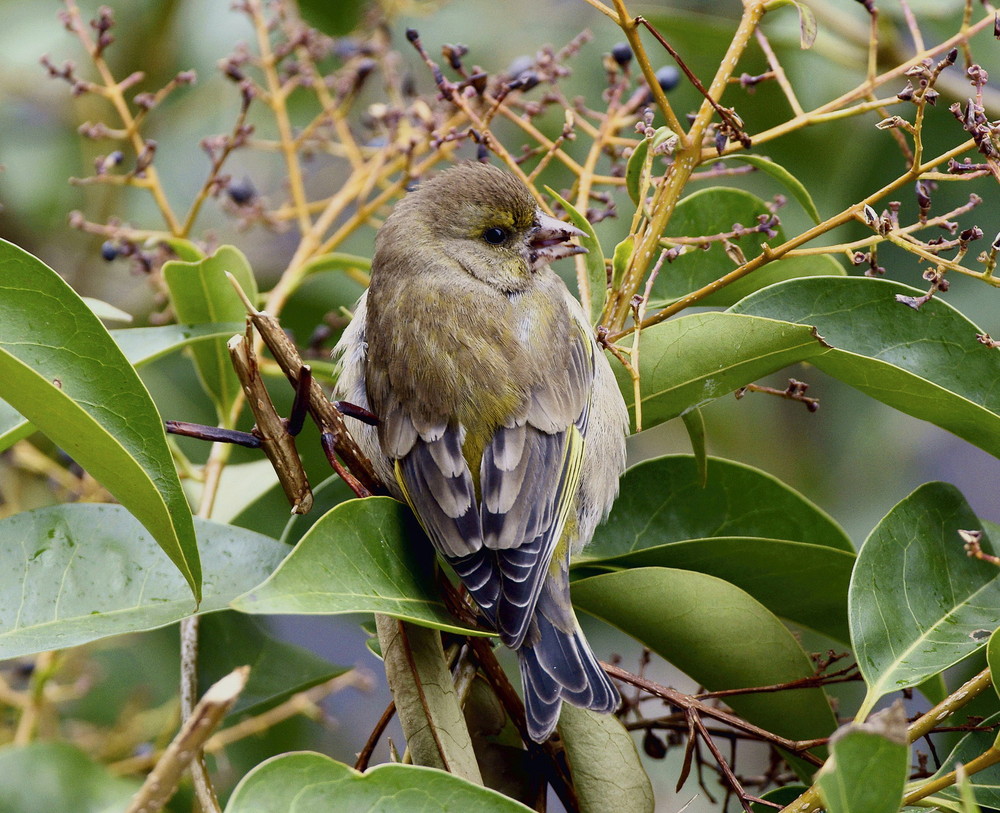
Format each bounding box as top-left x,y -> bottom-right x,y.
483,227 -> 507,245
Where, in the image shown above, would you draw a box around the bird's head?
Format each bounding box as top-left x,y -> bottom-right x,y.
376,162 -> 586,293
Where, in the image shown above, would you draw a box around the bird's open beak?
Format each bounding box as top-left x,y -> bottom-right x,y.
529,213 -> 588,267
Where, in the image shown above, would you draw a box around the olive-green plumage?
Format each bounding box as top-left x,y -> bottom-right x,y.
333,162 -> 628,742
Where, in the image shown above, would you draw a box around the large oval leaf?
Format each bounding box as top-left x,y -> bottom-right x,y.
0,504 -> 286,660
572,567 -> 837,742
587,537 -> 854,644
584,455 -> 852,556
0,239 -> 200,598
850,483 -> 1000,718
232,497 -> 480,636
730,276 -> 1000,459
615,312 -> 828,430
224,752 -> 533,812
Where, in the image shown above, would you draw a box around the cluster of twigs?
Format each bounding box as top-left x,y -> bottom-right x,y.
22,0 -> 1000,810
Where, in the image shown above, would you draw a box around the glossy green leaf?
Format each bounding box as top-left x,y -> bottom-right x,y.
377,615 -> 481,781
850,483 -> 1000,718
0,323 -> 245,453
653,188 -> 842,307
614,312 -> 827,430
232,497 -> 481,636
198,612 -> 347,717
545,186 -> 606,325
0,742 -> 139,813
163,244 -> 258,416
224,752 -> 533,812
625,136 -> 650,206
816,706 -> 909,813
713,154 -> 821,223
558,705 -> 654,812
584,455 -> 853,558
573,568 -> 837,742
731,276 -> 1000,459
921,711 -> 1000,807
0,239 -> 200,598
0,504 -> 286,660
587,537 -> 853,644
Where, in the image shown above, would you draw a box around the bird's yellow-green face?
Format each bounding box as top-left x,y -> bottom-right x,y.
389,162 -> 542,293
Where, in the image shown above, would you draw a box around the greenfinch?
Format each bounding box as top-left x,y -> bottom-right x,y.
333,161 -> 628,742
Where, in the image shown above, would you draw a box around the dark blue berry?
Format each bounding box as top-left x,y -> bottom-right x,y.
611,43 -> 632,66
655,65 -> 680,92
100,241 -> 118,261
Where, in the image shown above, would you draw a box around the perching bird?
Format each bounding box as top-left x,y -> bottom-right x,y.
333,161 -> 628,742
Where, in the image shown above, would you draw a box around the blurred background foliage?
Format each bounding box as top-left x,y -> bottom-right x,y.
0,0 -> 998,809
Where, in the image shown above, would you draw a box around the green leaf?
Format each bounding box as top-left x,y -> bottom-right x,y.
376,615 -> 481,781
224,752 -> 534,812
816,705 -> 910,813
652,188 -> 842,307
0,504 -> 287,660
615,312 -> 827,431
232,497 -> 482,636
0,323 -> 245,453
0,239 -> 200,599
956,763 -> 985,813
163,244 -> 258,417
557,705 -> 654,813
625,136 -> 650,206
850,483 -> 1000,718
730,276 -> 1000,460
713,155 -> 821,223
611,235 -> 634,291
926,711 -> 1000,808
572,568 -> 837,742
545,186 -> 606,325
587,537 -> 853,644
584,456 -> 853,558
0,742 -> 139,813
198,612 -> 347,717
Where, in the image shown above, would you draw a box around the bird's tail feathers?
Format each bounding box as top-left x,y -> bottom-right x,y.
518,609 -> 619,743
